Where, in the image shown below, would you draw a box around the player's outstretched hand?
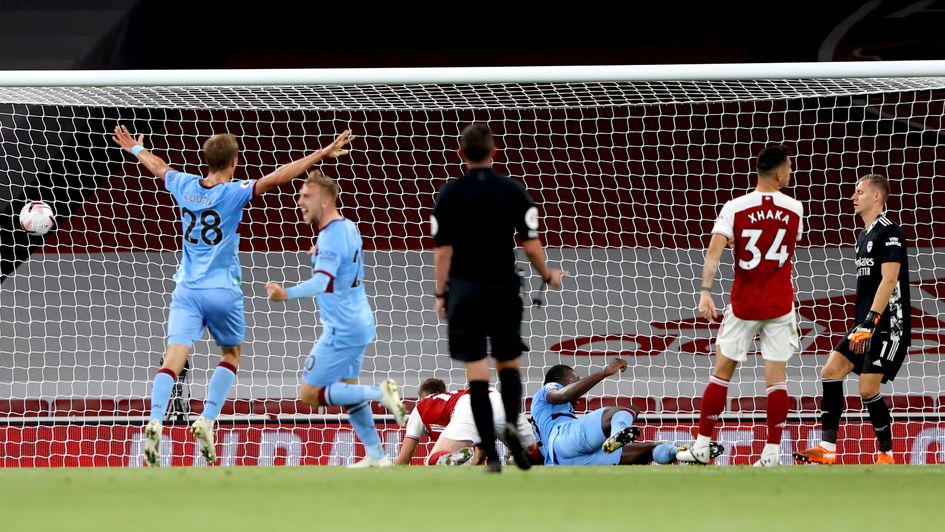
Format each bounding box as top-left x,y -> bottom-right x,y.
112,124 -> 145,153
698,292 -> 718,323
546,268 -> 567,290
606,358 -> 628,375
320,129 -> 354,159
267,282 -> 288,302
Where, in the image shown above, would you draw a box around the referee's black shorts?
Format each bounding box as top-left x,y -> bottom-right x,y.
834,329 -> 908,383
446,277 -> 528,363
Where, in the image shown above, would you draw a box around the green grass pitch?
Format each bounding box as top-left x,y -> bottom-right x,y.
2,466 -> 944,532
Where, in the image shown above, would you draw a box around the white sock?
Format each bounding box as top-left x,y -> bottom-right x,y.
695,434 -> 711,448
819,441 -> 837,452
763,443 -> 780,455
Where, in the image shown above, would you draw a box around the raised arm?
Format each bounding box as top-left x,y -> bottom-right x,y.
545,358 -> 628,404
112,124 -> 173,180
254,129 -> 353,195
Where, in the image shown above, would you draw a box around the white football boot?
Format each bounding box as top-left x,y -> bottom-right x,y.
753,445 -> 781,467
143,419 -> 162,467
190,416 -> 218,464
348,456 -> 393,468
380,379 -> 408,427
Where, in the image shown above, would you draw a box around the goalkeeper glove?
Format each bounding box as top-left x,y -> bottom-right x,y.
848,310 -> 881,355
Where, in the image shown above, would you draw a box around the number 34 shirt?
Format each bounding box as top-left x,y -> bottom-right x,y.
711,191 -> 805,321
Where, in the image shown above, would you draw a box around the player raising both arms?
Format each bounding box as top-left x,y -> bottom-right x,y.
677,145 -> 804,467
112,125 -> 354,467
267,169 -> 407,468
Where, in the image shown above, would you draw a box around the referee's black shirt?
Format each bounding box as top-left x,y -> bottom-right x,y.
432,168 -> 539,284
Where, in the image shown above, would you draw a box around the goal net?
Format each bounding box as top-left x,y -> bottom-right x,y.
1,67 -> 943,466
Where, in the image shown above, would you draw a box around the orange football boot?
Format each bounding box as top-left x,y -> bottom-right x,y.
793,444 -> 837,464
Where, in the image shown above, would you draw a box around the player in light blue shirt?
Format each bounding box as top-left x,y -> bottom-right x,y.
531,360 -> 723,466
267,170 -> 407,467
112,125 -> 353,466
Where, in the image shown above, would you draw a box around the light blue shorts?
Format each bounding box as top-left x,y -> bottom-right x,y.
166,286 -> 245,348
301,331 -> 368,387
548,407 -> 622,466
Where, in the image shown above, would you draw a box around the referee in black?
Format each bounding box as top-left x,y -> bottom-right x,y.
432,123 -> 565,473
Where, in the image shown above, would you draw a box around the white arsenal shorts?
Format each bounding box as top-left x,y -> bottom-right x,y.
716,305 -> 800,362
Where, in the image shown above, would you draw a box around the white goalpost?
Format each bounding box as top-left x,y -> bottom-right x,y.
1,61 -> 943,466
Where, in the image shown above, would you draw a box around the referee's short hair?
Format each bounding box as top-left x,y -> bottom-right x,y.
306,169 -> 340,202
460,123 -> 494,163
860,173 -> 890,203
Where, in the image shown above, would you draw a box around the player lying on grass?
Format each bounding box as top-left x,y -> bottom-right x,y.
531,360 -> 723,466
396,378 -> 540,466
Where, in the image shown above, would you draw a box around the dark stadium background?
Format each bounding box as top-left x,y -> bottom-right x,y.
2,0 -> 944,467
2,2 -> 945,70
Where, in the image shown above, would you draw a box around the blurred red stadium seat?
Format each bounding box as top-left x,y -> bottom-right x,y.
661,397 -> 704,413
0,399 -> 49,417
51,398 -> 117,416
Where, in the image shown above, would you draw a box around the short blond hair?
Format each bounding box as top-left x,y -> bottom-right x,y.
306,169 -> 340,201
203,133 -> 238,172
860,174 -> 890,203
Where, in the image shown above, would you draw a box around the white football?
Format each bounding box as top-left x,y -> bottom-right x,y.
19,201 -> 55,236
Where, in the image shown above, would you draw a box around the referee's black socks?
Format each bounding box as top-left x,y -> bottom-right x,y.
498,368 -> 522,428
469,380 -> 499,462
